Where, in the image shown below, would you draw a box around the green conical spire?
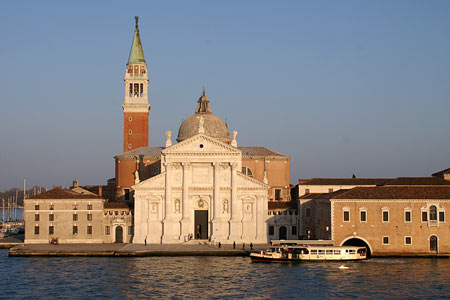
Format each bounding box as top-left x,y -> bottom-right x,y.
127,16 -> 146,65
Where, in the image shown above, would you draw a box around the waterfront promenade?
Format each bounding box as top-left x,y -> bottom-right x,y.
7,241 -> 267,257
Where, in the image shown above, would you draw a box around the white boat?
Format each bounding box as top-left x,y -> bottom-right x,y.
250,245 -> 367,263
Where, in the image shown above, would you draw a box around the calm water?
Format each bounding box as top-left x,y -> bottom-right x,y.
0,250 -> 449,300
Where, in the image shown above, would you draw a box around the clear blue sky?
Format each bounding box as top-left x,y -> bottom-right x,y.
1,0 -> 450,190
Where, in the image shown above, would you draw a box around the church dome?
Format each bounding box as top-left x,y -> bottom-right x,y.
177,90 -> 231,144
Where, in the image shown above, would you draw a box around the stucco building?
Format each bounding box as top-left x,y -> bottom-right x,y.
331,186 -> 450,256
24,189 -> 104,244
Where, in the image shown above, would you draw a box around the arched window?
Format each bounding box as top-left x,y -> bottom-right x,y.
430,235 -> 438,252
430,205 -> 437,221
241,166 -> 253,177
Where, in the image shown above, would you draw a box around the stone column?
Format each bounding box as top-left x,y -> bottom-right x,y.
180,162 -> 191,239
211,162 -> 220,240
162,162 -> 174,243
229,162 -> 241,241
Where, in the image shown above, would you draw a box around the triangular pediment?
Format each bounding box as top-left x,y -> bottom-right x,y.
133,173 -> 165,190
237,172 -> 270,190
162,134 -> 241,155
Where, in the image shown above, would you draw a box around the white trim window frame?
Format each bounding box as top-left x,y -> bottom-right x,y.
404,236 -> 412,245
404,208 -> 412,223
382,236 -> 390,245
381,207 -> 390,223
359,207 -> 367,223
342,207 -> 350,223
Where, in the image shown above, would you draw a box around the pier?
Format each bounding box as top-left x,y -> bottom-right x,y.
7,242 -> 267,257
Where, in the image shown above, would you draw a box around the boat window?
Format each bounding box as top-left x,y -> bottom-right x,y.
311,250 -> 317,254
326,250 -> 333,255
334,250 -> 341,255
318,250 -> 325,255
349,249 -> 356,254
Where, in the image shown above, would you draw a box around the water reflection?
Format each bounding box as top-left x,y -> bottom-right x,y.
1,250 -> 449,300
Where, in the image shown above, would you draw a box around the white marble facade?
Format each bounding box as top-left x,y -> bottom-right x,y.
133,134 -> 269,244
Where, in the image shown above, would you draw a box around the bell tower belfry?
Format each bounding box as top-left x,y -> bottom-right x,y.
122,16 -> 150,152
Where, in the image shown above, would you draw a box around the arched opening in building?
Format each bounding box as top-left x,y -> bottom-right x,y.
429,205 -> 437,221
430,235 -> 438,253
115,226 -> 123,243
279,226 -> 287,240
342,238 -> 372,258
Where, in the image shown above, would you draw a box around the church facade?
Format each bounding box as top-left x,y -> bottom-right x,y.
112,18 -> 292,244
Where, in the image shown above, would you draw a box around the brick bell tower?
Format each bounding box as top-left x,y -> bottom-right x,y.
122,16 -> 150,152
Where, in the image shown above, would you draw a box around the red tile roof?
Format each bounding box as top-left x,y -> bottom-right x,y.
332,186 -> 450,200
299,190 -> 350,199
104,202 -> 130,209
27,188 -> 101,200
300,178 -> 392,186
268,201 -> 298,210
384,177 -> 450,186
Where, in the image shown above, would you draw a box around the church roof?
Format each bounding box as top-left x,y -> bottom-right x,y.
432,168 -> 450,177
177,89 -> 231,144
115,146 -> 163,160
127,17 -> 146,65
239,147 -> 289,158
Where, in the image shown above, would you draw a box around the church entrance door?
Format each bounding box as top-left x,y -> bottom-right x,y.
115,226 -> 123,243
194,210 -> 208,239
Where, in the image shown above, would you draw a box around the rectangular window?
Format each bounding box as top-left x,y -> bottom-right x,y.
422,211 -> 428,222
343,210 -> 350,222
128,226 -> 133,235
405,211 -> 411,222
305,188 -> 310,194
383,236 -> 389,245
34,226 -> 39,235
292,226 -> 297,236
49,226 -> 54,235
105,226 -> 110,236
275,189 -> 282,200
73,226 -> 78,235
306,208 -> 311,218
383,211 -> 389,222
49,214 -> 54,221
124,189 -> 130,201
35,204 -> 40,210
87,204 -> 92,210
405,236 -> 412,245
269,226 -> 274,235
73,214 -> 78,221
34,214 -> 40,221
439,211 -> 445,222
49,205 -> 54,210
87,214 -> 92,221
328,188 -> 333,193
360,211 -> 367,222
87,226 -> 92,235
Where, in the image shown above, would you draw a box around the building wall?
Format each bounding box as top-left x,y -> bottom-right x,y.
299,199 -> 331,240
123,112 -> 149,152
24,198 -> 104,244
102,208 -> 133,243
331,199 -> 450,255
115,157 -> 160,200
266,210 -> 298,240
242,157 -> 290,201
